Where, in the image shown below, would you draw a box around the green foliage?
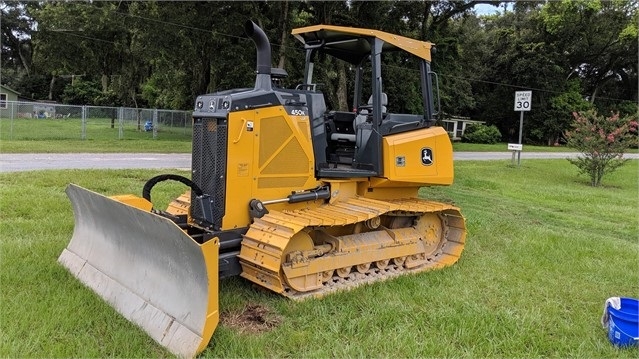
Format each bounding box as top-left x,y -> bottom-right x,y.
566,110 -> 638,186
2,0 -> 637,130
539,0 -> 638,115
472,1 -> 637,145
140,71 -> 191,110
1,1 -> 36,75
61,80 -> 102,105
2,70 -> 51,100
530,79 -> 593,145
462,123 -> 502,144
471,9 -> 568,144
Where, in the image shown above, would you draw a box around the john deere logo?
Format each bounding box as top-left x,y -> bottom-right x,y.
421,148 -> 433,166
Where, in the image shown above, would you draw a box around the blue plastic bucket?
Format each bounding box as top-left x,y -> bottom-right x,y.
607,297 -> 639,347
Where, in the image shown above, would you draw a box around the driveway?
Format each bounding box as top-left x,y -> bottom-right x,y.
1,152 -> 637,172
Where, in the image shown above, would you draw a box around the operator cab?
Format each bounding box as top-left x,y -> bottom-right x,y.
290,25 -> 440,178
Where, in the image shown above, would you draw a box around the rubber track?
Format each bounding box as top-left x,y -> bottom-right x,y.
240,197 -> 466,300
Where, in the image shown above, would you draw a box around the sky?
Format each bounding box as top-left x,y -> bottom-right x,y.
474,2 -> 509,15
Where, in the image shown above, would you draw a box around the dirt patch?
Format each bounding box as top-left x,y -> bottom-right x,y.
220,303 -> 282,334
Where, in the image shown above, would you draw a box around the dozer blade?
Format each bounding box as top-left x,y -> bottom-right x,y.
59,184 -> 219,358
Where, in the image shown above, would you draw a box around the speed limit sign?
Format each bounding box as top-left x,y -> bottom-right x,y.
514,91 -> 532,112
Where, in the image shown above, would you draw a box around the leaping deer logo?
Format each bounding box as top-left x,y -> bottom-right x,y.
421,148 -> 433,166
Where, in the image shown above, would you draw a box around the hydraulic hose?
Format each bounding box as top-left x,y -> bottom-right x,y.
142,174 -> 203,204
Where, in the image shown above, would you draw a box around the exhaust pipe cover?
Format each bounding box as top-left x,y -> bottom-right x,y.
244,20 -> 273,91
244,20 -> 272,75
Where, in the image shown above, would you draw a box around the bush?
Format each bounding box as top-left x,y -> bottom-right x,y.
61,80 -> 102,105
565,110 -> 638,187
462,124 -> 502,144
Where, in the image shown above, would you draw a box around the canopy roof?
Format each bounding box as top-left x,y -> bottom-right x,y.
291,24 -> 433,64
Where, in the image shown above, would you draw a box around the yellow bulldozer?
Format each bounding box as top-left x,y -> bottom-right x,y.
59,21 -> 466,357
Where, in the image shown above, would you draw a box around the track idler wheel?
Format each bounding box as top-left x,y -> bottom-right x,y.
321,270 -> 334,282
393,256 -> 406,267
375,259 -> 389,270
282,232 -> 323,292
356,263 -> 371,274
336,267 -> 351,278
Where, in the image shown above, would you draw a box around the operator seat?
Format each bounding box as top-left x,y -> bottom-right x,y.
377,92 -> 388,114
354,93 -> 387,129
330,93 -> 387,143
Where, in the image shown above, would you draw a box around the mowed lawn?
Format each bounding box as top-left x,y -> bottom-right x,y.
1,160 -> 637,358
5,117 -> 633,154
0,118 -> 192,153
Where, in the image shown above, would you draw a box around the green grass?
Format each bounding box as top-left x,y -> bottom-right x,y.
451,142 -> 631,153
0,138 -> 192,153
0,118 -> 192,153
453,142 -> 570,152
1,160 -> 637,357
4,117 -> 635,154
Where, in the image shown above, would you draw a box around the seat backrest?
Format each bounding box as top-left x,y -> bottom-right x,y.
353,109 -> 369,129
367,93 -> 388,113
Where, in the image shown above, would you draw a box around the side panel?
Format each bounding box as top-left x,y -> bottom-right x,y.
379,126 -> 454,186
223,106 -> 321,229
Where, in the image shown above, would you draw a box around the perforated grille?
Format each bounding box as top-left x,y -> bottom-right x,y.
191,117 -> 227,229
260,139 -> 309,175
259,116 -> 292,167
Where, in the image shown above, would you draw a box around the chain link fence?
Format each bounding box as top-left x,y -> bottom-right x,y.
0,101 -> 192,141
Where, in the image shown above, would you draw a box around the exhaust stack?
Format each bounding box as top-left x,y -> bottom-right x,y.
244,20 -> 272,91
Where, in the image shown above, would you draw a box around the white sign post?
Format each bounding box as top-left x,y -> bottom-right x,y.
513,91 -> 532,166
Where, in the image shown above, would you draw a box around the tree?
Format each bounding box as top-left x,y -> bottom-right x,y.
384,1 -> 503,118
565,110 -> 638,187
9,0 -> 633,131
540,0 -> 638,111
1,1 -> 35,76
466,0 -> 637,145
469,4 -> 575,144
531,79 -> 593,145
61,79 -> 102,105
1,1 -> 47,99
30,1 -> 134,102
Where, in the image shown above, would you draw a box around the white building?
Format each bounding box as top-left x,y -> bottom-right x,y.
441,116 -> 485,141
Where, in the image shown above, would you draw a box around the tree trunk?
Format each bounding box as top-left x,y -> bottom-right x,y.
18,44 -> 31,76
277,1 -> 289,69
590,86 -> 599,103
337,61 -> 348,111
48,75 -> 56,101
101,74 -> 109,93
128,89 -> 139,131
421,1 -> 432,40
196,46 -> 211,98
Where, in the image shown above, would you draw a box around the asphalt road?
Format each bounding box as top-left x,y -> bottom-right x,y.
2,152 -> 637,173
1,153 -> 191,172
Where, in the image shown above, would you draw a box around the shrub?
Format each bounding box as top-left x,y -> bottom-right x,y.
462,124 -> 502,144
61,80 -> 102,105
565,110 -> 638,187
